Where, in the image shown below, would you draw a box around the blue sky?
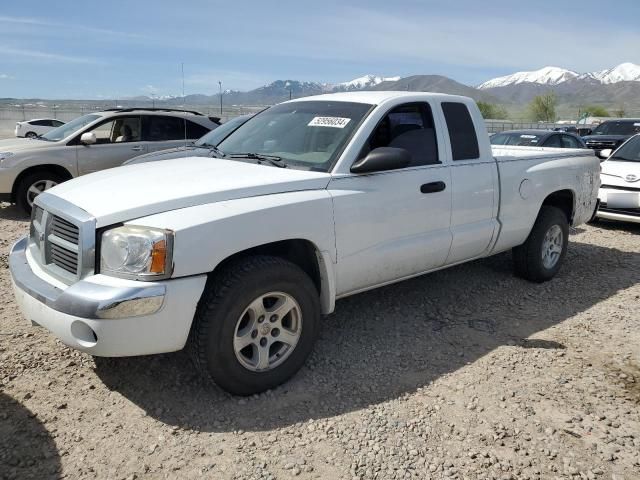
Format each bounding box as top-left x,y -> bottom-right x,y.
1,0 -> 639,99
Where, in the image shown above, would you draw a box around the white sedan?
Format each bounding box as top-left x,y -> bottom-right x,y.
596,134 -> 640,223
15,118 -> 65,138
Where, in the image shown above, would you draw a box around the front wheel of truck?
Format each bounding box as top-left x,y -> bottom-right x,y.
188,255 -> 321,395
512,206 -> 569,283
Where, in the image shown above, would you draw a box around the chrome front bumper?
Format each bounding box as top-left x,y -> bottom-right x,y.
9,236 -> 165,319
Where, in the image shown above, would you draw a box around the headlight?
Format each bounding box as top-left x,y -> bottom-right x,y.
100,225 -> 173,280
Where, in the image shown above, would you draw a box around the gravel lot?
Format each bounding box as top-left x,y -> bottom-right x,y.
1,202 -> 639,480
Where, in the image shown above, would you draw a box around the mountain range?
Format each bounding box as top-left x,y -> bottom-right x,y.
478,63 -> 640,89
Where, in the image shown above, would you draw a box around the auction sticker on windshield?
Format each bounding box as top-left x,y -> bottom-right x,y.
308,117 -> 351,128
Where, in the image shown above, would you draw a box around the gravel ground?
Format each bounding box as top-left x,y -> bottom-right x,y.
1,202 -> 639,480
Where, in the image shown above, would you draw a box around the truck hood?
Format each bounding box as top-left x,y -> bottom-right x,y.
46,157 -> 331,227
0,137 -> 62,152
600,159 -> 640,185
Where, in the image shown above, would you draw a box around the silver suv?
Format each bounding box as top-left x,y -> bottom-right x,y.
0,108 -> 219,213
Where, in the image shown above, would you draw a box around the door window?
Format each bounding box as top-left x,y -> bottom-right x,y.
88,116 -> 141,144
361,102 -> 439,167
542,134 -> 562,148
561,135 -> 582,148
144,116 -> 185,141
186,120 -> 209,139
442,102 -> 479,160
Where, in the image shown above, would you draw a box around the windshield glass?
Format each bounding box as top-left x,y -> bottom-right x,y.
490,132 -> 545,146
195,114 -> 251,147
610,135 -> 640,162
591,121 -> 640,136
40,114 -> 101,141
217,101 -> 373,171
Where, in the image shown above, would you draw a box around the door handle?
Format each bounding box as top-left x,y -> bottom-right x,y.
420,181 -> 446,194
131,146 -> 145,152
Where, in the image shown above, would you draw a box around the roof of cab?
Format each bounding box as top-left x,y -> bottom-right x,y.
285,91 -> 470,105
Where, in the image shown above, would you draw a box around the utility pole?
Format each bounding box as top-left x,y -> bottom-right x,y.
289,88 -> 292,100
218,81 -> 223,116
181,63 -> 185,100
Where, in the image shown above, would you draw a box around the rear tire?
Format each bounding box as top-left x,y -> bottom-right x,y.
15,171 -> 64,215
25,132 -> 37,139
188,255 -> 321,395
512,206 -> 569,282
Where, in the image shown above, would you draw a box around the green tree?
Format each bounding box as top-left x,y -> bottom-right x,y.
528,92 -> 557,122
477,101 -> 509,119
583,105 -> 610,117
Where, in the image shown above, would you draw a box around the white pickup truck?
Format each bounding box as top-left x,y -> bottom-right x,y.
9,92 -> 599,395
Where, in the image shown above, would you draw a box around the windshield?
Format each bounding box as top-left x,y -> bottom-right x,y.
591,121 -> 640,136
195,114 -> 251,147
40,114 -> 101,141
610,135 -> 640,162
490,132 -> 545,146
217,101 -> 373,171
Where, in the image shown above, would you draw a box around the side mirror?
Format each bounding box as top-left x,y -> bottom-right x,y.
597,149 -> 612,160
351,147 -> 411,174
80,132 -> 96,145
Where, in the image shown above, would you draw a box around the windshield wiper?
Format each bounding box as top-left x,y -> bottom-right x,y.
227,152 -> 287,168
199,143 -> 225,157
609,156 -> 637,162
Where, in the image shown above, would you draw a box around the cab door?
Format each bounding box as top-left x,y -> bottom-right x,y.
75,116 -> 146,175
440,101 -> 498,265
331,102 -> 453,296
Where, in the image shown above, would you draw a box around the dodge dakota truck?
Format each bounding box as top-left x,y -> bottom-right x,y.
9,92 -> 600,395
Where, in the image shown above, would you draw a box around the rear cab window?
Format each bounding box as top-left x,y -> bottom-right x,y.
441,102 -> 479,160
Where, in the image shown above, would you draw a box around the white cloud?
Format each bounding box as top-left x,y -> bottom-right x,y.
0,46 -> 99,64
0,14 -> 143,38
0,74 -> 13,79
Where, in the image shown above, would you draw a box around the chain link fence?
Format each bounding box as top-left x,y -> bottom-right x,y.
0,104 -> 267,138
1,104 -> 593,139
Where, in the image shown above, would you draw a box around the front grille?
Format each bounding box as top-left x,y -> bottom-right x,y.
585,140 -> 618,150
600,184 -> 640,192
51,215 -> 80,243
30,206 -> 82,280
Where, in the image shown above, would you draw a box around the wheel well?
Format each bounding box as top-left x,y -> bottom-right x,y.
212,239 -> 322,294
11,165 -> 73,202
541,190 -> 574,223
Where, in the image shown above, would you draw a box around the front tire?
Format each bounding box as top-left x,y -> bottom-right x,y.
188,255 -> 321,395
512,206 -> 569,282
15,171 -> 64,215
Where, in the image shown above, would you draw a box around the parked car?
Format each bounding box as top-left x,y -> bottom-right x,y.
490,129 -> 587,148
594,134 -> 640,223
124,113 -> 253,165
15,118 -> 65,138
582,119 -> 640,156
9,92 -> 599,395
0,108 -> 219,212
553,126 -> 579,134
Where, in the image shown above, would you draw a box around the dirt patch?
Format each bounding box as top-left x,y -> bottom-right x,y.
1,204 -> 639,479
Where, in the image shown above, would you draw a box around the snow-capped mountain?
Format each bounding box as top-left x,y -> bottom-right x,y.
336,74 -> 401,90
584,63 -> 640,84
478,67 -> 579,89
479,63 -> 640,89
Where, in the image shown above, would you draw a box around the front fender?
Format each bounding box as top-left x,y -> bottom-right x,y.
130,190 -> 337,312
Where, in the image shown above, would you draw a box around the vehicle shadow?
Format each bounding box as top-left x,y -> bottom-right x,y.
0,392 -> 61,479
93,240 -> 639,433
0,203 -> 29,222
